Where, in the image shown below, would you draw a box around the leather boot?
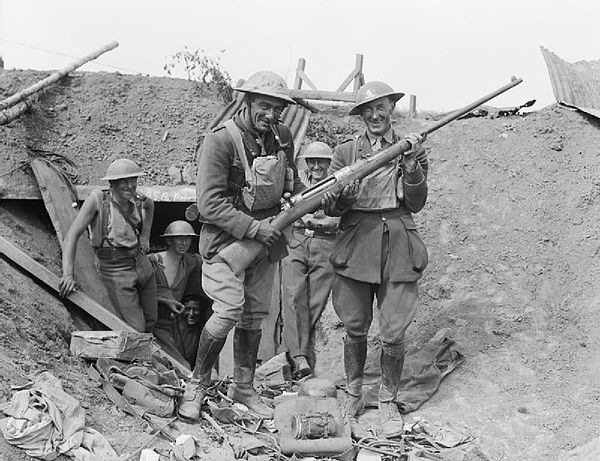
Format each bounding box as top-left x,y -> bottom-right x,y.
342,337 -> 369,440
378,349 -> 405,438
178,329 -> 226,420
227,328 -> 273,418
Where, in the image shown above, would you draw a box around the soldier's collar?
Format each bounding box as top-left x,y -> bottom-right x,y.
365,126 -> 394,146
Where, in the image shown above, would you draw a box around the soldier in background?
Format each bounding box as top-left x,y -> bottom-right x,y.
281,141 -> 339,378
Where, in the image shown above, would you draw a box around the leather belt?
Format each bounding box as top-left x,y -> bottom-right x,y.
94,245 -> 141,260
293,227 -> 338,239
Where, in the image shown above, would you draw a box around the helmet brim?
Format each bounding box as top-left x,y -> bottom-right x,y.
234,88 -> 296,105
101,172 -> 145,181
160,232 -> 199,238
349,92 -> 405,116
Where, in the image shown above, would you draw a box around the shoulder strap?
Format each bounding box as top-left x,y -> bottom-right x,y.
224,119 -> 253,181
100,190 -> 112,247
109,194 -> 141,237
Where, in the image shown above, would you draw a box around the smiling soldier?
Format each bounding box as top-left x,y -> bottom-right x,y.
59,158 -> 157,333
281,141 -> 340,378
178,71 -> 305,420
324,81 -> 429,439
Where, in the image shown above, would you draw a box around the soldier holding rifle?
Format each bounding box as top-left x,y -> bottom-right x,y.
178,71 -> 304,420
324,81 -> 428,439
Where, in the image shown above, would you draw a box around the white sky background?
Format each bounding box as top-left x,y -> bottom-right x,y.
1,0 -> 599,111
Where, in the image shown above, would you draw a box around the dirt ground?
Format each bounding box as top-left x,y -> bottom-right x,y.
1,69 -> 599,460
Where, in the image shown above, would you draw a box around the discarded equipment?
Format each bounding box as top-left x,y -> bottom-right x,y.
274,378 -> 353,457
70,330 -> 155,361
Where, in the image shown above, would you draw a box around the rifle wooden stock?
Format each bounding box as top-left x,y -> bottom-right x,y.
218,77 -> 523,274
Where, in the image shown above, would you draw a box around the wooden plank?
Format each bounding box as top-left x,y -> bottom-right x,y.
408,95 -> 417,118
353,54 -> 364,94
0,181 -> 198,202
30,158 -> 117,314
297,69 -> 318,91
288,89 -> 356,102
0,235 -> 191,377
336,69 -> 359,93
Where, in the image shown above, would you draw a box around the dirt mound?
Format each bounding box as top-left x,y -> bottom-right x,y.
1,69 -> 599,460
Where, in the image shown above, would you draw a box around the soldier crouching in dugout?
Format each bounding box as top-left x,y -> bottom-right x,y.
323,81 -> 429,439
178,71 -> 305,420
59,159 -> 157,333
282,141 -> 340,378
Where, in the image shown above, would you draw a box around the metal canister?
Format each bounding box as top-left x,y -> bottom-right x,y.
291,411 -> 339,439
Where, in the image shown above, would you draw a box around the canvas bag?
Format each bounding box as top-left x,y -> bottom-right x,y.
224,119 -> 287,211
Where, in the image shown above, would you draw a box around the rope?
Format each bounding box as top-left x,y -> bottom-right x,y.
25,146 -> 81,202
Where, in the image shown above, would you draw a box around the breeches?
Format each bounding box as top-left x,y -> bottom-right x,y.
201,254 -> 277,338
332,228 -> 418,346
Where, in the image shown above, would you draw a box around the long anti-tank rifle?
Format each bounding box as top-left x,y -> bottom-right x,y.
217,77 -> 523,274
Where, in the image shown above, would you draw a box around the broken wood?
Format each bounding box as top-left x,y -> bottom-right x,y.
0,41 -> 119,112
0,100 -> 31,125
0,235 -> 192,376
30,158 -> 116,312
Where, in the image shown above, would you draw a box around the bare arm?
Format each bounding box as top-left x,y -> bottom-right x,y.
140,197 -> 154,252
59,195 -> 99,297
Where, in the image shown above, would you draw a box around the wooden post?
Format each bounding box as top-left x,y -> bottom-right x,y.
408,95 -> 417,118
0,41 -> 119,111
353,54 -> 364,94
294,58 -> 306,90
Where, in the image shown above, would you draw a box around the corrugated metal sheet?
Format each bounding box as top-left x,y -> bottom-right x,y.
540,46 -> 600,119
205,92 -> 311,159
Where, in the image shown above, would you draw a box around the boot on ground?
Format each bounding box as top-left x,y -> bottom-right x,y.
227,328 -> 273,418
378,345 -> 406,438
343,392 -> 370,440
178,328 -> 226,420
342,337 -> 369,439
379,400 -> 404,438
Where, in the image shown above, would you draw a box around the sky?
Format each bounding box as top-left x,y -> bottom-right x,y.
1,0 -> 599,112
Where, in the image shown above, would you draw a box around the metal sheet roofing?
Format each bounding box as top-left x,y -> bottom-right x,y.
540,46 -> 600,119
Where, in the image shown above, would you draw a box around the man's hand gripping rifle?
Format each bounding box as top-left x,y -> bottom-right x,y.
218,77 -> 523,274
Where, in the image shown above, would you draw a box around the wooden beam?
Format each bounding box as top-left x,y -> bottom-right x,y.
288,89 -> 356,102
294,58 -> 306,90
296,69 -> 318,91
408,95 -> 417,118
30,158 -> 117,312
336,68 -> 359,93
0,235 -> 192,377
0,42 -> 119,111
353,54 -> 365,94
0,182 -> 198,202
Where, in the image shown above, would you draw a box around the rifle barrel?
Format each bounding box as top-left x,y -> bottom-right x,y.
422,77 -> 523,136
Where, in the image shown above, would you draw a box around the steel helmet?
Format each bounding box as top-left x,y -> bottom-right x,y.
101,158 -> 145,181
349,81 -> 405,116
160,220 -> 198,238
234,71 -> 295,104
302,141 -> 333,160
